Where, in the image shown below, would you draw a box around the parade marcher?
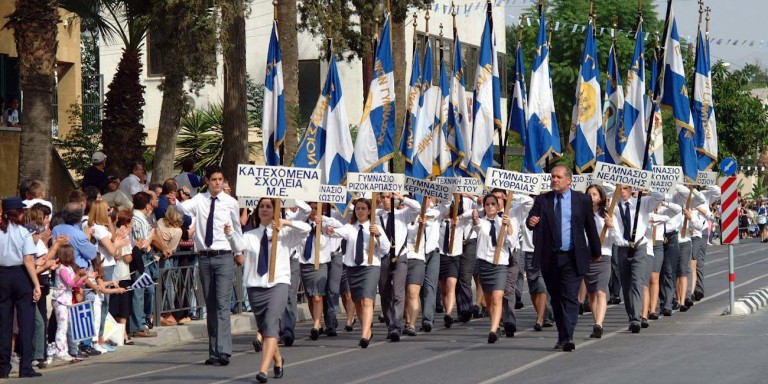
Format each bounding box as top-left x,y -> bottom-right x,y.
643,206 -> 670,324
419,198 -> 442,333
457,195 -> 481,323
326,198 -> 390,348
226,197 -> 310,383
403,212 -> 427,336
691,185 -> 721,301
500,190 -> 530,338
527,166 -> 601,352
437,198 -> 472,328
520,195 -> 555,332
669,185 -> 706,312
584,185 -> 617,338
280,200 -> 311,347
659,190 -> 683,316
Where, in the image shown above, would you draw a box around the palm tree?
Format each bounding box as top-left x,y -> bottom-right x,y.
5,0 -> 61,188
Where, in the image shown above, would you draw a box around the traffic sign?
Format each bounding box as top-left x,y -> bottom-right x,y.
720,176 -> 740,245
720,157 -> 738,176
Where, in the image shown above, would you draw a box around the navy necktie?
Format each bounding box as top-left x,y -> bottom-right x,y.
490,219 -> 497,247
205,196 -> 217,247
623,202 -> 632,241
443,221 -> 451,252
303,224 -> 316,261
354,225 -> 365,265
555,194 -> 563,250
257,227 -> 269,275
386,213 -> 395,258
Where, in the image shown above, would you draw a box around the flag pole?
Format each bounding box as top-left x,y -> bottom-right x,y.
269,0 -> 281,283
315,15 -> 333,271
493,191 -> 513,264
414,8 -> 431,254
448,2 -> 460,253
601,15 -> 621,245
368,193 -> 378,265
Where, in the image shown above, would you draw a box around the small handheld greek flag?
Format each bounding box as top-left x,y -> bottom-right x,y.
129,272 -> 154,291
68,301 -> 95,342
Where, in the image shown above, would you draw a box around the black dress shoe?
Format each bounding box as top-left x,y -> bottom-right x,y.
422,321 -> 432,333
388,330 -> 401,342
685,298 -> 694,308
582,303 -> 592,313
326,329 -> 338,337
282,335 -> 295,347
629,322 -> 641,333
471,305 -> 481,318
679,304 -> 689,312
19,371 -> 43,378
609,297 -> 621,305
578,305 -> 584,315
590,324 -> 603,339
253,338 -> 263,352
273,357 -> 284,378
533,322 -> 543,332
205,357 -> 218,365
641,318 -> 649,329
218,354 -> 230,366
543,320 -> 555,328
255,372 -> 269,383
359,336 -> 371,348
458,311 -> 472,323
554,340 -> 563,349
378,314 -> 386,323
515,300 -> 524,310
694,291 -> 704,301
310,328 -> 320,340
649,313 -> 659,320
504,323 -> 516,338
562,339 -> 575,352
487,331 -> 499,344
672,302 -> 680,311
444,314 -> 454,328
436,304 -> 444,313
662,309 -> 673,316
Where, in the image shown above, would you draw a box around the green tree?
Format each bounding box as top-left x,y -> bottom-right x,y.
54,104 -> 101,178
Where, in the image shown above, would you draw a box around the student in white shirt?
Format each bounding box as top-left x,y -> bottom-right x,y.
471,194 -> 518,344
584,185 -> 619,338
326,198 -> 389,348
225,197 -> 309,383
402,198 -> 438,336
437,199 -> 473,328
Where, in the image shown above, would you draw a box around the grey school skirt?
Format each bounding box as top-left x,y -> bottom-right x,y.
439,255 -> 460,280
652,243 -> 664,274
406,259 -> 426,286
477,259 -> 507,292
347,266 -> 380,302
585,255 -> 611,294
300,263 -> 328,297
247,283 -> 289,338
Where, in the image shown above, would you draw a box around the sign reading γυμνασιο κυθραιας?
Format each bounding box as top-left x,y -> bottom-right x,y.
484,168 -> 543,195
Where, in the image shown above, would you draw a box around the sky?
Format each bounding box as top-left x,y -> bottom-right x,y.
501,0 -> 768,70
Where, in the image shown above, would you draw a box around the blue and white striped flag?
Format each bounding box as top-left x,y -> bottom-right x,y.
648,47 -> 664,166
413,38 -> 438,180
693,29 -> 718,171
569,19 -> 602,174
661,7 -> 697,182
602,43 -> 624,165
262,21 -> 286,166
294,53 -> 353,211
508,41 -> 540,173
68,301 -> 95,342
469,6 -> 502,180
618,23 -> 647,170
450,34 -> 472,176
527,11 -> 561,169
400,46 -> 421,177
353,17 -> 396,173
130,272 -> 154,291
436,47 -> 456,176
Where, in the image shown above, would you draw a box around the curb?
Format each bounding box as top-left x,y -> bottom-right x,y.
726,286 -> 768,315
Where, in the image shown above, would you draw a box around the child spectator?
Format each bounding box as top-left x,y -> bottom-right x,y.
51,245 -> 91,362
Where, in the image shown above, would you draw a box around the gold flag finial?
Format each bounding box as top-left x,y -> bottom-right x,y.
273,0 -> 278,21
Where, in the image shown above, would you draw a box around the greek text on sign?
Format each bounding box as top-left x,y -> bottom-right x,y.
485,168 -> 543,195
570,174 -> 591,192
651,165 -> 683,193
593,161 -> 652,189
538,173 -> 552,192
404,177 -> 455,201
696,171 -> 718,186
237,165 -> 322,200
319,185 -> 347,204
435,177 -> 485,195
346,173 -> 405,193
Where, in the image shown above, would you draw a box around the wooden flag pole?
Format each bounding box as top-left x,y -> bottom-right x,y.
600,188 -> 622,244
414,203 -> 428,253
681,186 -> 694,238
493,191 -> 514,265
314,203 -> 322,270
448,194 -> 460,252
269,198 -> 282,283
368,193 -> 378,265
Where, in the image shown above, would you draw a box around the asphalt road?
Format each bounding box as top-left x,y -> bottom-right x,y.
33,239 -> 768,384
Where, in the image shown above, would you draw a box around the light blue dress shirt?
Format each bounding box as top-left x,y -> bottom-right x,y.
558,189 -> 573,252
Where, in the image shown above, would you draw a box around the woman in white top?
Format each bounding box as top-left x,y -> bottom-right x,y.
437,199 -> 472,328
326,198 -> 389,348
402,200 -> 438,336
471,194 -> 517,343
225,197 -> 310,383
584,185 -> 617,338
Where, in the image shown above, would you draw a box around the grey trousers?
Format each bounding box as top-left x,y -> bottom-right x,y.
515,250 -> 524,302
609,245 -> 622,300
198,253 -> 234,358
660,234 -> 680,311
692,234 -> 707,296
281,258 -> 300,339
502,251 -> 520,327
323,252 -> 344,332
379,254 -> 407,332
420,250 -> 441,325
457,239 -> 477,316
616,244 -> 648,324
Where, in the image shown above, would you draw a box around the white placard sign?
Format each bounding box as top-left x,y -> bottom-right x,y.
238,197 -> 261,209
696,171 -> 718,186
538,173 -> 552,192
651,165 -> 683,193
435,177 -> 485,195
319,185 -> 347,204
485,168 -> 543,195
404,177 -> 455,201
237,165 -> 322,200
593,161 -> 652,189
346,173 -> 405,193
571,174 -> 591,192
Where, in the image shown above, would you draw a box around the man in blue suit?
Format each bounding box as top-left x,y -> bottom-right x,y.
527,165 -> 601,351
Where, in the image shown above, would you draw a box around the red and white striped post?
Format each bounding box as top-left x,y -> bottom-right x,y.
720,176 -> 739,313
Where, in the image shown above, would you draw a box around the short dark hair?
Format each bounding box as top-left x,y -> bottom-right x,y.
205,164 -> 225,179
181,158 -> 195,172
68,189 -> 87,203
18,179 -> 34,199
133,191 -> 151,210
162,179 -> 178,195
62,202 -> 84,225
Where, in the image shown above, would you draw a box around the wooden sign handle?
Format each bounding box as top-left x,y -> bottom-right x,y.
368,193 -> 378,265
681,186 -> 694,239
414,203 -> 428,253
492,191 -> 514,265
448,194 -> 460,252
600,188 -> 622,244
314,203 -> 322,271
268,199 -> 282,283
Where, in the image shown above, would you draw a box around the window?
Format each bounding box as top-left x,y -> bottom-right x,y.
147,32 -> 164,77
298,59 -> 321,124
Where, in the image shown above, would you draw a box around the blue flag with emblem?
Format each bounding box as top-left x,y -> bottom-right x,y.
262,21 -> 286,166
618,23 -> 647,170
413,38 -> 438,180
602,42 -> 624,165
436,45 -> 457,176
693,29 -> 718,171
450,33 -> 472,176
508,41 -> 540,173
569,19 -> 602,174
527,10 -> 560,170
661,7 -> 697,182
400,45 -> 421,177
353,16 -> 396,173
68,301 -> 95,342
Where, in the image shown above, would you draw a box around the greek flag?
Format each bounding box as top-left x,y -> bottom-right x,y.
648,47 -> 664,166
661,8 -> 697,182
693,30 -> 718,171
527,11 -> 561,169
450,34 -> 472,176
130,272 -> 154,291
569,19 -> 602,174
294,54 -> 353,211
508,42 -> 540,173
618,24 -> 647,170
68,301 -> 95,342
602,43 -> 624,165
353,17 -> 396,173
262,21 -> 286,166
469,6 -> 502,180
400,46 -> 421,177
413,38 -> 438,180
437,47 -> 457,176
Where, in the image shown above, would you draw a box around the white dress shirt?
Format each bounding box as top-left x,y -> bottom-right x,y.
461,196 -> 481,241
405,222 -> 426,261
177,191 -> 242,251
118,173 -> 144,197
595,213 -> 620,257
228,222 -> 310,288
375,197 -> 421,258
436,202 -> 473,256
285,200 -> 311,260
327,221 -> 391,267
473,215 -> 518,265
295,216 -> 341,265
613,191 -> 664,248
